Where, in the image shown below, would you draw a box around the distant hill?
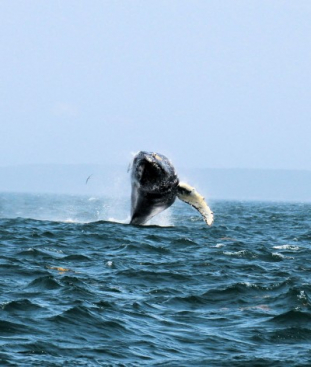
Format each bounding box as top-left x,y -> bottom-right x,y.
0,164 -> 310,202
0,164 -> 129,197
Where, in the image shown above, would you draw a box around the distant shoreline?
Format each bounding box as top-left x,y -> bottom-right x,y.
0,164 -> 311,203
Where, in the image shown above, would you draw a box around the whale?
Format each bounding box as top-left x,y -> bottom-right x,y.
129,151 -> 214,226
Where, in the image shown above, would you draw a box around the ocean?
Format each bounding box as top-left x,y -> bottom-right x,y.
1,192 -> 311,366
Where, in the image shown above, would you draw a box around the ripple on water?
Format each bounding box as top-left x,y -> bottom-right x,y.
1,197 -> 311,365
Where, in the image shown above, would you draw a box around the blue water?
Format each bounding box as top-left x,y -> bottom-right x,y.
1,193 -> 311,366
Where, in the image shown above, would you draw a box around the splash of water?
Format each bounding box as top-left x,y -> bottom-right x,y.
146,208 -> 174,227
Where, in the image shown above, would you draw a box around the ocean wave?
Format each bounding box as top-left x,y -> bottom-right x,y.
0,319 -> 36,335
269,310 -> 311,325
1,196 -> 311,365
272,244 -> 301,251
1,299 -> 43,313
25,275 -> 62,291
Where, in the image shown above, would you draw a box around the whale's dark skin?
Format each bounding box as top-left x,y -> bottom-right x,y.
130,151 -> 179,225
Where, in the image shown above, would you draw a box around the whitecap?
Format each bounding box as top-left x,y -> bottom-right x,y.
223,250 -> 247,256
272,252 -> 294,260
213,243 -> 225,248
297,290 -> 308,301
63,218 -> 76,223
108,217 -> 130,224
272,245 -> 300,251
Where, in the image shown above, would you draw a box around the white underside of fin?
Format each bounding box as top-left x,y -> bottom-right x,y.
177,182 -> 214,226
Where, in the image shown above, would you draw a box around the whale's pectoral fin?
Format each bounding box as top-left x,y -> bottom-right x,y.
177,182 -> 214,226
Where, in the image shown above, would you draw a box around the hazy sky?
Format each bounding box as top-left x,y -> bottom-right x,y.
1,1 -> 310,170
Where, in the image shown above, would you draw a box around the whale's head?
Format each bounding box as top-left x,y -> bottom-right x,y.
130,151 -> 179,225
131,151 -> 179,193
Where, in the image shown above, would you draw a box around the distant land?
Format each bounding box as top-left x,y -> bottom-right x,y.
0,164 -> 310,202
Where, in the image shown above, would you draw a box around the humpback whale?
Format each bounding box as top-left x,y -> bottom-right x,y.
129,151 -> 214,226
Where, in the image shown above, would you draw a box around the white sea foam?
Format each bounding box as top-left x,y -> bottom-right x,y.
272,252 -> 294,260
272,245 -> 300,251
63,218 -> 76,223
298,290 -> 307,301
223,250 -> 247,257
108,216 -> 130,224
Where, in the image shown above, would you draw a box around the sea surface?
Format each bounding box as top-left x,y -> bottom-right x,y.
1,192 -> 311,366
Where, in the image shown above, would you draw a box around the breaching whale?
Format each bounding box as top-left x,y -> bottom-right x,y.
129,151 -> 214,226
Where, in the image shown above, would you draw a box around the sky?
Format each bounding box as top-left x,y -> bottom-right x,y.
0,0 -> 310,170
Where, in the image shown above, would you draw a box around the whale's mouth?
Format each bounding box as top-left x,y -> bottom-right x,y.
140,159 -> 164,186
132,152 -> 178,193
